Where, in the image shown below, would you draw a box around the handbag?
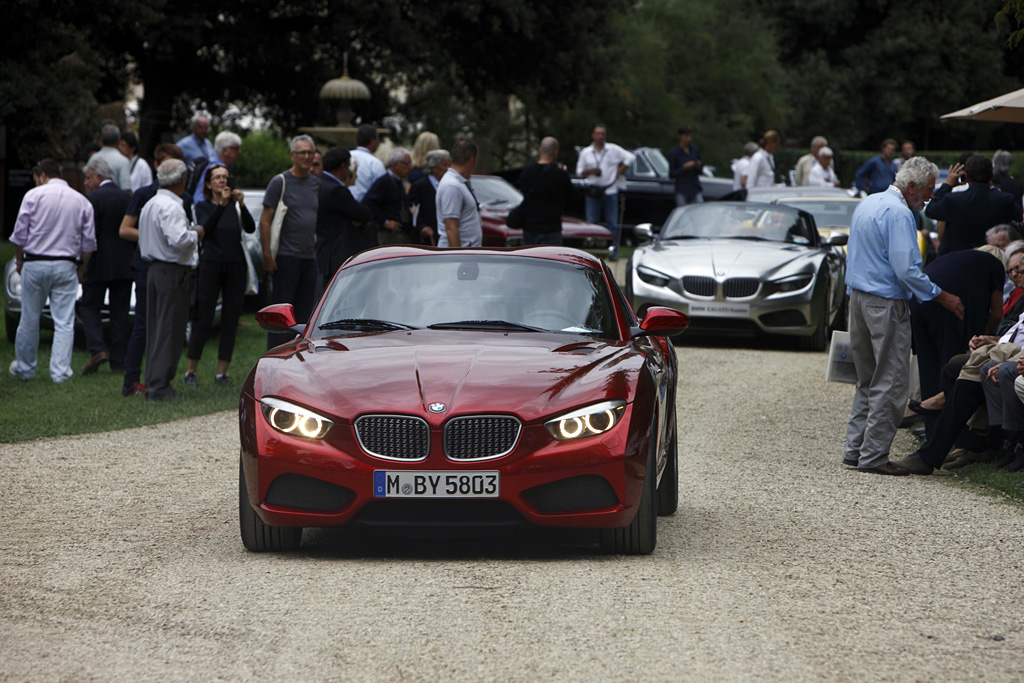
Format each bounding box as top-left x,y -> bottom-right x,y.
585,183 -> 608,199
236,202 -> 259,296
268,173 -> 288,259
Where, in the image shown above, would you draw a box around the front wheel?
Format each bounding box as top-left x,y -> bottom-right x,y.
239,459 -> 302,551
600,432 -> 658,555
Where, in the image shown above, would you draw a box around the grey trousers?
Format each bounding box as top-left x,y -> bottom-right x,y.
844,290 -> 912,468
981,360 -> 1024,432
145,261 -> 192,400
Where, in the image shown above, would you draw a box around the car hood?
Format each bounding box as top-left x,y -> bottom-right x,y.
253,330 -> 642,424
637,238 -> 820,279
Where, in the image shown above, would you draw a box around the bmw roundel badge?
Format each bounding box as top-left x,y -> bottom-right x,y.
428,402 -> 447,413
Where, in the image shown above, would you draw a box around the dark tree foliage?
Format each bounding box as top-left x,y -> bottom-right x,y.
753,0 -> 1024,151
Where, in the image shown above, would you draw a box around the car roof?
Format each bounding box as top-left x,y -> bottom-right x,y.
341,244 -> 608,271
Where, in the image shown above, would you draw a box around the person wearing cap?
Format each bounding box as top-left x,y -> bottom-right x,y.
808,147 -> 840,187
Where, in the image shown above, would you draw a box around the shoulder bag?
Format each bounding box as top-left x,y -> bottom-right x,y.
268,173 -> 288,259
236,201 -> 259,296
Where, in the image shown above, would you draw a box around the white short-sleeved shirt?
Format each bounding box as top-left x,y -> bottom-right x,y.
350,147 -> 386,202
575,143 -> 636,195
128,156 -> 153,192
436,169 -> 482,248
731,157 -> 751,191
747,149 -> 776,187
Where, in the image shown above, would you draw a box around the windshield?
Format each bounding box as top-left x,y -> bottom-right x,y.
471,176 -> 523,209
661,203 -> 813,244
315,254 -> 618,337
779,200 -> 858,228
645,149 -> 670,176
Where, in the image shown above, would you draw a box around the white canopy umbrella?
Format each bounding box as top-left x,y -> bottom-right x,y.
941,87 -> 1024,123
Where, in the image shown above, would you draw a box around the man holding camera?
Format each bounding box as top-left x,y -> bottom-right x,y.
576,125 -> 634,261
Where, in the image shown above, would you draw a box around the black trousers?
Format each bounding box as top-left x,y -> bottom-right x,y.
187,259 -> 247,363
267,255 -> 318,349
145,262 -> 192,399
79,278 -> 132,367
919,378 -> 988,468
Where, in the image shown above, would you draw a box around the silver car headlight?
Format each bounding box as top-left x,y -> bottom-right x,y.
545,400 -> 626,441
636,266 -> 671,288
770,274 -> 813,293
260,397 -> 334,439
6,267 -> 21,299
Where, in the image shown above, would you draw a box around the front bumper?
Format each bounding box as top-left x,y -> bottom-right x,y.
239,394 -> 651,529
629,270 -> 817,337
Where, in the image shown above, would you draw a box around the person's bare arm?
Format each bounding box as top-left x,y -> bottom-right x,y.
444,218 -> 461,248
14,245 -> 23,274
260,206 -> 277,273
119,214 -> 139,242
988,289 -> 1004,334
934,289 -> 964,320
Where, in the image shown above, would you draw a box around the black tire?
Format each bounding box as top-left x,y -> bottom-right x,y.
239,459 -> 302,552
800,277 -> 829,352
657,417 -> 678,516
600,430 -> 658,555
5,311 -> 17,344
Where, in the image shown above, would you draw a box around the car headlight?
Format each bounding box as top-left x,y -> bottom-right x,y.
771,275 -> 813,293
636,266 -> 671,288
260,397 -> 334,439
6,268 -> 21,298
545,400 -> 626,441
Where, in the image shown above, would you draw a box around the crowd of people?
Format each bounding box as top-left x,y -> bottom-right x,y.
839,148 -> 1024,476
8,116 -> 591,397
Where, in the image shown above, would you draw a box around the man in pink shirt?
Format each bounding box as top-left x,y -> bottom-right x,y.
9,159 -> 96,382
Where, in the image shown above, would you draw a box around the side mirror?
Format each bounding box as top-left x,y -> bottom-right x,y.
826,232 -> 848,246
631,306 -> 689,338
256,303 -> 304,333
633,223 -> 654,242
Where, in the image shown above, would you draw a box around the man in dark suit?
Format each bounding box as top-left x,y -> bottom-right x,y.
362,147 -> 413,245
316,147 -> 374,293
408,149 -> 451,246
927,154 -> 1023,256
993,150 -> 1023,210
80,156 -> 134,374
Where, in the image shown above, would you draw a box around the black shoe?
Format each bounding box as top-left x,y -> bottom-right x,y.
890,452 -> 934,475
997,442 -> 1019,469
214,374 -> 234,387
908,400 -> 942,416
183,372 -> 199,388
1004,444 -> 1024,472
899,413 -> 924,429
843,457 -> 858,467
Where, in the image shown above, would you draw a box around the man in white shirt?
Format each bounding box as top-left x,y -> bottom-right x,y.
119,131 -> 153,192
350,124 -> 386,202
575,124 -> 635,261
808,147 -> 840,187
436,139 -> 482,248
731,141 -> 759,191
139,159 -> 205,400
748,129 -> 781,187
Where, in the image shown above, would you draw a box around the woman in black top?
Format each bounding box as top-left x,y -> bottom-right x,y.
184,163 -> 255,387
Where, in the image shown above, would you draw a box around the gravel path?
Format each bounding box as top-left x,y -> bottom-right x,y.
2,342 -> 1023,681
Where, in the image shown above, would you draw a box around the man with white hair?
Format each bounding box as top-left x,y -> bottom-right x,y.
9,159 -> 96,383
260,134 -> 321,349
94,123 -> 132,190
190,130 -> 242,205
362,147 -> 413,245
843,156 -> 964,475
807,147 -> 839,187
794,135 -> 829,186
993,149 -> 1023,210
139,159 -> 205,400
176,114 -> 216,169
80,156 -> 133,376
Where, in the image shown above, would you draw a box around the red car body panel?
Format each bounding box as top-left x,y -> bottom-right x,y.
239,246 -> 676,532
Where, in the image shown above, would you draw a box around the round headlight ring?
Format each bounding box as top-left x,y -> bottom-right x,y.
270,407 -> 299,433
559,417 -> 584,439
298,415 -> 324,438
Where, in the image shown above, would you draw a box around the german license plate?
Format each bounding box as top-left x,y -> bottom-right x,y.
373,471 -> 500,498
688,302 -> 750,317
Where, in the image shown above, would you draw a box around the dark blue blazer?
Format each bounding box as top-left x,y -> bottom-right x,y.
316,174 -> 374,278
87,181 -> 133,282
926,183 -> 1023,255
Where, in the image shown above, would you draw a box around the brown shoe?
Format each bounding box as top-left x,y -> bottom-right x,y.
890,452 -> 934,475
83,352 -> 108,375
858,462 -> 911,476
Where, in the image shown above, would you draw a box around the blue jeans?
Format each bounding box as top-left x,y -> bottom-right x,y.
584,192 -> 619,254
675,192 -> 704,207
523,232 -> 562,246
13,260 -> 79,382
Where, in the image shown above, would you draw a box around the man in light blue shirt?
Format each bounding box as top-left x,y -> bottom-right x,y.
844,156 -> 964,475
176,115 -> 216,169
854,138 -> 898,194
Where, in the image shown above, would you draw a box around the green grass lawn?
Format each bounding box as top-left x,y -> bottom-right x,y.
0,313 -> 267,443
